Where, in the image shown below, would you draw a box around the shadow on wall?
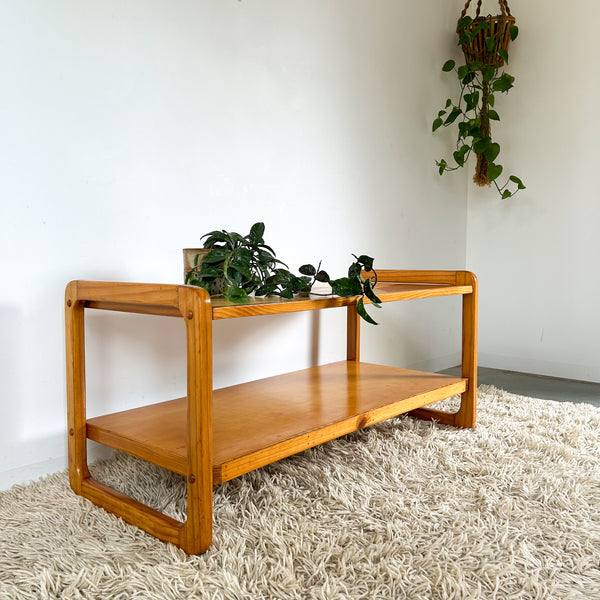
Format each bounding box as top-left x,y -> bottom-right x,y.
0,306 -> 26,471
0,303 -> 76,488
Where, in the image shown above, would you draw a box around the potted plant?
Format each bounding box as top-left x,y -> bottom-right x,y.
184,223 -> 381,324
184,222 -> 294,302
432,0 -> 525,199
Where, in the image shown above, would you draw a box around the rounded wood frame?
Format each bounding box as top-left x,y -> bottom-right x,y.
65,270 -> 477,554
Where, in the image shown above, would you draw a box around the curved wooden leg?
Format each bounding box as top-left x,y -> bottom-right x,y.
65,283 -> 214,554
410,271 -> 478,429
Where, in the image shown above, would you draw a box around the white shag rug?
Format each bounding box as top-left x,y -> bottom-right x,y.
1,385 -> 600,599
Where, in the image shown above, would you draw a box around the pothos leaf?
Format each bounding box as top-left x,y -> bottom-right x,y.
473,137 -> 491,154
456,16 -> 473,32
201,230 -> 230,247
462,71 -> 476,85
444,107 -> 462,125
363,279 -> 382,306
464,91 -> 479,111
483,65 -> 496,83
509,175 -> 526,189
299,264 -> 316,276
347,262 -> 362,279
255,284 -> 278,296
471,20 -> 491,35
497,49 -> 509,63
329,277 -> 362,297
492,73 -> 515,93
458,121 -> 470,138
226,286 -> 249,303
453,145 -> 469,167
487,163 -> 503,182
248,222 -> 265,244
357,298 -> 378,325
485,36 -> 497,52
202,249 -> 228,264
198,264 -> 222,278
484,142 -> 500,163
356,255 -> 374,272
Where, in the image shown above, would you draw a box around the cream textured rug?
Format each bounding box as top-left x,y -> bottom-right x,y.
1,386 -> 600,599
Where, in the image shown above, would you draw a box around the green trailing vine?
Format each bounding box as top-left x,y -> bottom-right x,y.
316,255 -> 381,325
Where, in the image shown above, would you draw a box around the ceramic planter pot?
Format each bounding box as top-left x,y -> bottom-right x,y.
182,248 -> 226,295
183,248 -> 209,280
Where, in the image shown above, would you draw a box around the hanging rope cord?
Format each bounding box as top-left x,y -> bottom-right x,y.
460,0 -> 512,21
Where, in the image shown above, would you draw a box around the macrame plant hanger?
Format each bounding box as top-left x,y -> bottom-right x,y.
458,0 -> 516,186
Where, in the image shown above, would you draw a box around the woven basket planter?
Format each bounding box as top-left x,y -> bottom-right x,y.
460,14 -> 515,68
458,0 -> 515,68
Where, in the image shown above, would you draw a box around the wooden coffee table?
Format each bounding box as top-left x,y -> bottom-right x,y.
65,270 -> 477,554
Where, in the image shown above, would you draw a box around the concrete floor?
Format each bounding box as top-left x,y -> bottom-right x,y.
439,366 -> 600,408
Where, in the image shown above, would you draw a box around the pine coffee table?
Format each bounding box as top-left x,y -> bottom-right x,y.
65,269 -> 477,554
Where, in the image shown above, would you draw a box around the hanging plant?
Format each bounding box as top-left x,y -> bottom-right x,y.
432,0 -> 525,199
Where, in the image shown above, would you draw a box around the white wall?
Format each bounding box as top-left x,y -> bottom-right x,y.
465,0 -> 600,383
0,0 -> 468,489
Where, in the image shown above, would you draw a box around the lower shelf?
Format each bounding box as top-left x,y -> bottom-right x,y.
87,361 -> 467,484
